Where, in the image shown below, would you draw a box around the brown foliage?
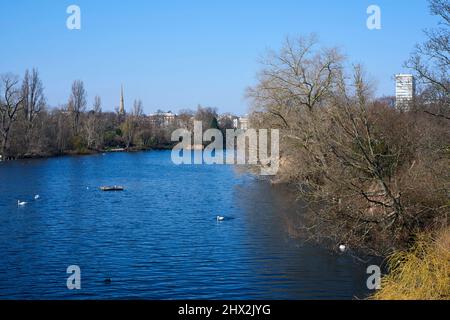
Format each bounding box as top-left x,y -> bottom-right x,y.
248,36 -> 449,255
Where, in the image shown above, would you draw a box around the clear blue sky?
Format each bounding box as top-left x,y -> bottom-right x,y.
0,0 -> 440,115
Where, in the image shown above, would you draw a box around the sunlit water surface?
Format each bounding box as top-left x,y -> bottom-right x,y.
0,151 -> 374,299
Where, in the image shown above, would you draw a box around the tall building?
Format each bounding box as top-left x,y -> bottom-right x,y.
119,85 -> 125,115
395,74 -> 415,110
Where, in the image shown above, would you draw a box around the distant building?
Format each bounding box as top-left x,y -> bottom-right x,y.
148,111 -> 177,126
395,74 -> 415,110
233,117 -> 249,130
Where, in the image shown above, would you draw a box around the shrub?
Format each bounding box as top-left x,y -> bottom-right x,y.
372,228 -> 450,300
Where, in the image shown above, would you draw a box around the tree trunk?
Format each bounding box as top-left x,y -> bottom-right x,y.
1,135 -> 8,161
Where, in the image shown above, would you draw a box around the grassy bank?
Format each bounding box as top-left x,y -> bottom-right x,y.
372,228 -> 450,300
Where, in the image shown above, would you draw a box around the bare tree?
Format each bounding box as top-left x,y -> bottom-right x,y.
248,35 -> 344,117
248,36 -> 448,254
247,35 -> 345,181
0,74 -> 23,160
68,80 -> 87,134
132,99 -> 143,117
121,99 -> 144,149
121,116 -> 135,149
93,95 -> 102,114
21,68 -> 45,122
21,68 -> 45,153
54,108 -> 71,153
247,35 -> 345,162
406,0 -> 449,119
177,109 -> 195,130
85,95 -> 103,149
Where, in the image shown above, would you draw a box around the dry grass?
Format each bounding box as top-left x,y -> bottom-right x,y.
372,228 -> 450,300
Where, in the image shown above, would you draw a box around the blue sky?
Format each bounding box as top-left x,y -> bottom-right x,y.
0,0 -> 440,115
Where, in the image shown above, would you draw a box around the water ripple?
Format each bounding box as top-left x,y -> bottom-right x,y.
0,151 -> 373,299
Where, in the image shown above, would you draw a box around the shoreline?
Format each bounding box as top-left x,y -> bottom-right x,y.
0,144 -> 176,163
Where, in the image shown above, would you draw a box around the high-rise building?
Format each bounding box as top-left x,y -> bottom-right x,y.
395,74 -> 415,110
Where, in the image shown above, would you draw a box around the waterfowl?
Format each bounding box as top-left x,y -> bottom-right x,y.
17,200 -> 27,206
34,195 -> 40,200
216,216 -> 225,221
339,244 -> 346,253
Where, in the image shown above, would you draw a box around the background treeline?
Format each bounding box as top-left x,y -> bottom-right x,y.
0,71 -> 230,160
247,0 -> 449,255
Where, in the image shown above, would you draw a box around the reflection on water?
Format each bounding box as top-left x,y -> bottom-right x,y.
0,151 -> 374,299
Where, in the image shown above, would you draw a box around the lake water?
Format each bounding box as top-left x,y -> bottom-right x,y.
0,151 -> 374,299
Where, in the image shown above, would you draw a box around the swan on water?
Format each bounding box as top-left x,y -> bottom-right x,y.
34,195 -> 40,200
17,200 -> 27,206
216,216 -> 225,221
339,244 -> 346,253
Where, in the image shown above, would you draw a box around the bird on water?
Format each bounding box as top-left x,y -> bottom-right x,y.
17,200 -> 27,206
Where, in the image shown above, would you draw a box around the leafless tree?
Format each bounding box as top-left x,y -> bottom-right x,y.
54,109 -> 71,153
85,95 -> 103,149
68,80 -> 87,134
0,74 -> 23,160
248,36 -> 449,254
406,0 -> 449,119
93,95 -> 102,114
21,69 -> 45,122
132,99 -> 143,117
121,99 -> 144,149
247,35 -> 345,162
248,35 -> 343,119
20,68 -> 46,153
177,109 -> 195,130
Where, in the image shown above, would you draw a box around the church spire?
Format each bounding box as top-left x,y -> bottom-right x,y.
119,84 -> 125,115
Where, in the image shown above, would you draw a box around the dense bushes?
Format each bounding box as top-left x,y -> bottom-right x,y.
247,35 -> 448,255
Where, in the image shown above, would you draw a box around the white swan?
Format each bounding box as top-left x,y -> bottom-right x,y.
17,200 -> 27,206
216,216 -> 225,221
339,244 -> 346,253
34,195 -> 40,200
